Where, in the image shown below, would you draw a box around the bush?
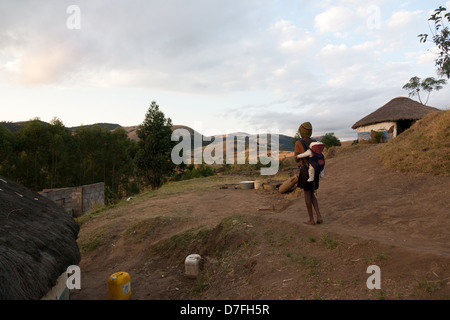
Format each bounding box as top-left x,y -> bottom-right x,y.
321,133 -> 341,149
104,186 -> 119,205
181,164 -> 216,180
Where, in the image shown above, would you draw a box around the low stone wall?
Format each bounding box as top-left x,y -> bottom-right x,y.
39,182 -> 104,217
81,182 -> 105,216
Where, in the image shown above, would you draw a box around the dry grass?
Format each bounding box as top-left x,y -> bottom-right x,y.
379,110 -> 450,175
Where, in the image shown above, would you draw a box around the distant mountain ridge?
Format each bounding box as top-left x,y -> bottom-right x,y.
1,121 -> 296,151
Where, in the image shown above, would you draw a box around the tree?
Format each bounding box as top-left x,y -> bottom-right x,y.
0,124 -> 17,179
48,117 -> 74,188
15,119 -> 52,190
402,76 -> 447,105
292,131 -> 341,149
135,101 -> 175,189
73,125 -> 107,186
108,127 -> 137,197
321,132 -> 341,149
419,6 -> 450,78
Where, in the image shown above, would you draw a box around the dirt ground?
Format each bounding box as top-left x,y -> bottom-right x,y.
70,144 -> 450,300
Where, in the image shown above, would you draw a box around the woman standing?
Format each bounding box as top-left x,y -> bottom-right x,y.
294,122 -> 323,225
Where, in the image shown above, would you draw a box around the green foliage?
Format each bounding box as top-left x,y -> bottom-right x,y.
291,131 -> 302,146
0,123 -> 17,176
419,6 -> 450,78
73,124 -> 136,196
178,164 -> 216,180
0,118 -> 137,198
321,132 -> 341,149
402,76 -> 447,104
135,101 -> 176,189
321,233 -> 338,250
292,131 -> 341,149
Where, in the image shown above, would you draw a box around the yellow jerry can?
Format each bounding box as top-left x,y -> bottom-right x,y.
108,272 -> 131,300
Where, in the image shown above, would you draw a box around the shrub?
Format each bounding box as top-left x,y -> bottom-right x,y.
181,164 -> 216,180
321,133 -> 341,149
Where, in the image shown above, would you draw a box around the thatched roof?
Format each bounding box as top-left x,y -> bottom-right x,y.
0,175 -> 81,300
352,97 -> 441,129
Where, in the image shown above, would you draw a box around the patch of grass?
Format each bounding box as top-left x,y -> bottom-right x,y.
379,110 -> 450,175
321,233 -> 339,250
300,254 -> 320,269
417,278 -> 444,293
375,290 -> 387,300
194,274 -> 210,294
78,224 -> 110,253
124,216 -> 188,242
155,175 -> 249,197
300,254 -> 321,276
159,225 -> 211,253
373,251 -> 390,261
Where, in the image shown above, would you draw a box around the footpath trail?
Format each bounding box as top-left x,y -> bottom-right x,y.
276,144 -> 450,256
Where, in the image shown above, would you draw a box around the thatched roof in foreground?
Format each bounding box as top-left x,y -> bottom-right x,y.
352,97 -> 441,129
0,175 -> 80,300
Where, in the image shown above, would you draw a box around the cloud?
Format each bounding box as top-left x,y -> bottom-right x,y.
0,1 -> 277,90
314,6 -> 355,34
387,10 -> 423,29
1,1 -> 448,140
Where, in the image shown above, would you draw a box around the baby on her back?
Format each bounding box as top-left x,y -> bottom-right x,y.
296,141 -> 325,182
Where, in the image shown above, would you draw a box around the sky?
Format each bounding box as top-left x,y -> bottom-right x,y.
1,0 -> 449,141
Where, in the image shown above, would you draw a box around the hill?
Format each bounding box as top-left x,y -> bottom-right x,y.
126,124 -> 296,152
0,120 -> 49,133
379,110 -> 450,175
1,120 -> 296,152
69,123 -> 122,131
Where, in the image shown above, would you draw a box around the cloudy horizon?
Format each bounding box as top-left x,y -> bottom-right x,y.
1,0 -> 449,141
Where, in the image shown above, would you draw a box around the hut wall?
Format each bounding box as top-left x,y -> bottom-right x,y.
41,272 -> 69,300
356,122 -> 397,141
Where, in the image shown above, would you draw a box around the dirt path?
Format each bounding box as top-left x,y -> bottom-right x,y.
276,144 -> 450,256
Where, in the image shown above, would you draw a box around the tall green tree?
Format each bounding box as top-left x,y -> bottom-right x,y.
73,125 -> 110,186
419,6 -> 450,78
402,76 -> 447,105
47,117 -> 74,188
135,101 -> 175,189
15,119 -> 52,190
107,127 -> 137,196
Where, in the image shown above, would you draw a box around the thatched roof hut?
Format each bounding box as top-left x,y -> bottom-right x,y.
0,175 -> 81,300
352,97 -> 440,141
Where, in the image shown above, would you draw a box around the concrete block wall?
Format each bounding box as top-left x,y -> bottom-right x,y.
82,182 -> 105,214
39,182 -> 104,217
72,187 -> 83,217
39,188 -> 73,215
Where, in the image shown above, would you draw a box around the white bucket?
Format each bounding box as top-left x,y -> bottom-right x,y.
185,254 -> 202,278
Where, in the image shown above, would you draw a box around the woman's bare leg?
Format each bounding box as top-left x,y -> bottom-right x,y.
303,190 -> 315,225
311,192 -> 323,224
